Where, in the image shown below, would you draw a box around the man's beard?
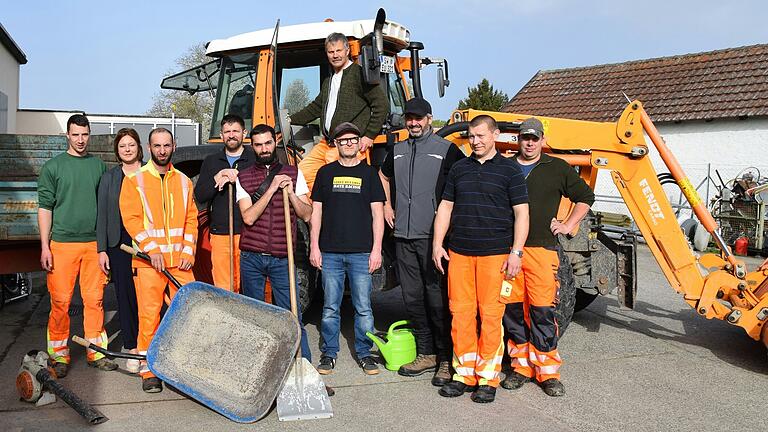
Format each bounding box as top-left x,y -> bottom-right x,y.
257,150 -> 277,165
225,138 -> 242,151
151,153 -> 172,167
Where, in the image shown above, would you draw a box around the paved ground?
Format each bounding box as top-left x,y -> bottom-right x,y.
2,246 -> 767,431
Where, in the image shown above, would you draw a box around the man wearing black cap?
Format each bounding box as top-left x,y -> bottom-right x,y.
501,117 -> 594,397
309,122 -> 386,376
379,97 -> 465,385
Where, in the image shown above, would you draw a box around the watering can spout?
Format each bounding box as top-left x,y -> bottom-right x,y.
366,332 -> 391,357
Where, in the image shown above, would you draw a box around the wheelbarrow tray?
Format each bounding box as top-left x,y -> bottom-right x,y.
147,282 -> 300,423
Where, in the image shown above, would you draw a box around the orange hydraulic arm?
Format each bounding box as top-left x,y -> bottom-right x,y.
447,101 -> 768,346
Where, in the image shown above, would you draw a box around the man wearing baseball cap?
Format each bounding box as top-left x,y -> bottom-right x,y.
502,117 -> 594,397
309,122 -> 386,376
379,97 -> 465,385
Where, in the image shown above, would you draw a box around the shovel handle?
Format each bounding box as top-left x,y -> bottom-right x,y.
71,335 -> 146,360
119,244 -> 182,289
283,188 -> 301,359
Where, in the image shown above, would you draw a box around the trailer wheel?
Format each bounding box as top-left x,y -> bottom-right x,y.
554,248 -> 576,335
294,220 -> 317,313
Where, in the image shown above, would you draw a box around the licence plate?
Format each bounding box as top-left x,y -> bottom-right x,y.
380,56 -> 395,74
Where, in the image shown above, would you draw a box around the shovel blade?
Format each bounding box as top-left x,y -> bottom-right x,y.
276,358 -> 333,421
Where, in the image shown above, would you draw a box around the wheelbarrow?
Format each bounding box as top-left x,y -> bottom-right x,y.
75,280 -> 300,423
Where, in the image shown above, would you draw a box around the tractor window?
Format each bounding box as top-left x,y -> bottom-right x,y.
279,65 -> 321,116
210,54 -> 258,138
387,70 -> 407,129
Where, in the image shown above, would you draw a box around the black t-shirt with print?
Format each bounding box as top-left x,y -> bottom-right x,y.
311,161 -> 386,253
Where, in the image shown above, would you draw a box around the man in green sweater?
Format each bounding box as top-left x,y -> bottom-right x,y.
37,114 -> 117,378
501,117 -> 594,397
290,32 -> 389,193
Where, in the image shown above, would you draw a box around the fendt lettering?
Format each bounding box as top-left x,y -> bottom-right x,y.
639,178 -> 665,223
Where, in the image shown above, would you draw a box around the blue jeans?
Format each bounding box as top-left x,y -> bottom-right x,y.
320,252 -> 374,359
240,251 -> 311,361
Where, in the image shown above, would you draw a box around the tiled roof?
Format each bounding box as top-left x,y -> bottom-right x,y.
503,44 -> 768,123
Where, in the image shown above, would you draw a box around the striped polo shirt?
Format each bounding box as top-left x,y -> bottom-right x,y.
442,151 -> 528,256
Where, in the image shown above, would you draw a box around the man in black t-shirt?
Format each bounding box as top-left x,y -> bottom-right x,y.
309,122 -> 386,376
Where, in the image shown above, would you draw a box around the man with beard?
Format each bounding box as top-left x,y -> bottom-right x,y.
120,127 -> 198,393
235,124 -> 313,361
379,98 -> 465,385
38,114 -> 116,378
194,114 -> 255,292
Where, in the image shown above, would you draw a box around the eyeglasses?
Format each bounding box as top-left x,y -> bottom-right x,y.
334,137 -> 360,146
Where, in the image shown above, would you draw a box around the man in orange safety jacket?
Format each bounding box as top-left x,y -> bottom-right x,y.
120,127 -> 198,393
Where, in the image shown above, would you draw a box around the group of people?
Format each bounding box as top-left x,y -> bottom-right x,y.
37,30 -> 606,403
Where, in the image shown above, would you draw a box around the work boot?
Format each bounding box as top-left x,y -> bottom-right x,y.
431,361 -> 452,387
88,357 -> 118,371
358,356 -> 380,375
142,377 -> 163,393
501,371 -> 531,390
540,378 -> 565,397
398,354 -> 437,377
316,355 -> 336,375
438,380 -> 477,398
50,361 -> 69,379
470,385 -> 497,403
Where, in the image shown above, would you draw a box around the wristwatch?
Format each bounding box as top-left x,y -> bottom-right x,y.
511,249 -> 523,258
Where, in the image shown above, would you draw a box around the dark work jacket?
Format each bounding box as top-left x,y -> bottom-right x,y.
237,163 -> 298,258
194,147 -> 256,235
96,165 -> 127,252
516,153 -> 595,247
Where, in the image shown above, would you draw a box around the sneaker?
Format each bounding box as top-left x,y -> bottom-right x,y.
358,356 -> 379,375
470,385 -> 497,403
540,378 -> 565,397
398,354 -> 437,377
125,359 -> 141,374
88,357 -> 118,371
316,356 -> 336,375
431,361 -> 452,387
501,371 -> 531,390
50,361 -> 69,379
438,380 -> 477,398
142,377 -> 163,393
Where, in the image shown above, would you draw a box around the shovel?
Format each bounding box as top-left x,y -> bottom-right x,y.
276,187 -> 333,421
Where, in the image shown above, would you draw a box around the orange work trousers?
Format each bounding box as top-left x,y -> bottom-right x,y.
134,266 -> 194,378
298,139 -> 369,195
210,233 -> 240,293
447,251 -> 507,387
46,241 -> 108,363
504,247 -> 562,382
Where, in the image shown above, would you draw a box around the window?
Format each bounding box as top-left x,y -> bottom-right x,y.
210,54 -> 258,138
387,67 -> 408,129
279,65 -> 320,116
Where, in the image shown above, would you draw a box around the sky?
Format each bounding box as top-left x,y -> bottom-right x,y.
3,0 -> 768,122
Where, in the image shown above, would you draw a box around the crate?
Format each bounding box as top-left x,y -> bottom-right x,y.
714,199 -> 767,251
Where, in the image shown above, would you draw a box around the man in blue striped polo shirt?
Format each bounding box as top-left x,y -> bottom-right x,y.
432,115 -> 529,403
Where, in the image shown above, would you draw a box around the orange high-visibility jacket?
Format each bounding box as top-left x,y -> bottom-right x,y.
119,162 -> 198,268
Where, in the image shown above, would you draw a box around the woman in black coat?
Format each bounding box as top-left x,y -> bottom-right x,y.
96,128 -> 143,373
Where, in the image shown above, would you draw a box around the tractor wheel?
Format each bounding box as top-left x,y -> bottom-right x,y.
294,220 -> 317,313
555,247 -> 577,336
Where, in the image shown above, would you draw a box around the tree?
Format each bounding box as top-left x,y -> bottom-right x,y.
148,43 -> 215,139
282,79 -> 310,115
457,78 -> 509,111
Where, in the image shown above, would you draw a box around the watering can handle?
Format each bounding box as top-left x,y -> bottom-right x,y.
388,320 -> 410,333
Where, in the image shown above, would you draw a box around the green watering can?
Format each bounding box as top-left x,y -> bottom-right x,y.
366,320 -> 417,371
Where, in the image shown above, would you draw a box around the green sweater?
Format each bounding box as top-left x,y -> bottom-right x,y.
519,153 -> 595,247
38,152 -> 106,242
291,62 -> 389,139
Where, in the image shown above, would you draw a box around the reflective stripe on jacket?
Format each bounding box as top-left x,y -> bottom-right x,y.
119,162 -> 198,268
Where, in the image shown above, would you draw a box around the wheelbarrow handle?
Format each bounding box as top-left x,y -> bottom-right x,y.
119,244 -> 182,289
71,335 -> 146,360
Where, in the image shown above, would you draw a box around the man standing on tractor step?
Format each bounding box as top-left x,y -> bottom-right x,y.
37,114 -> 117,378
432,115 -> 529,403
502,117 -> 594,397
379,97 -> 465,386
290,32 -> 389,193
194,114 -> 256,292
235,124 -> 313,361
120,128 -> 198,393
310,122 -> 386,376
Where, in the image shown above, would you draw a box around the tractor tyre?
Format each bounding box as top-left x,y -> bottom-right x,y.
555,247 -> 577,336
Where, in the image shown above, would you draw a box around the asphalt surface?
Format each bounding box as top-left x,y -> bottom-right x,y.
1,246 -> 767,431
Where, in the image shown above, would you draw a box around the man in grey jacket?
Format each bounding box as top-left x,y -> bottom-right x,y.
379,98 -> 465,386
